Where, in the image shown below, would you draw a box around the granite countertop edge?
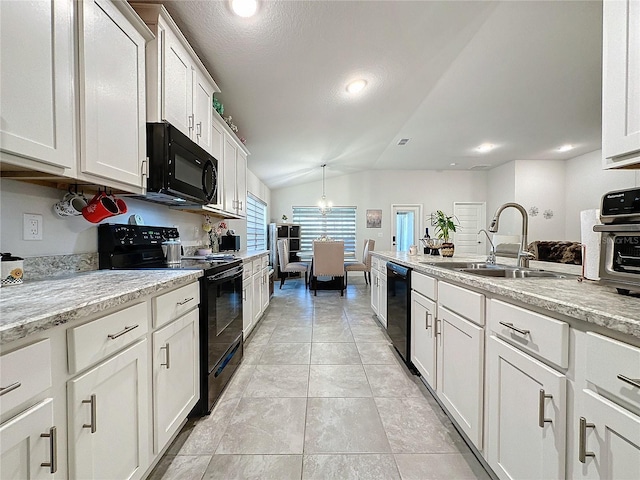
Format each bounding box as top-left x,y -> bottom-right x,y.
0,270 -> 203,346
373,252 -> 640,340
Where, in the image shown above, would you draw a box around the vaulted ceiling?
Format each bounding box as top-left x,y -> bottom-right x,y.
141,0 -> 603,190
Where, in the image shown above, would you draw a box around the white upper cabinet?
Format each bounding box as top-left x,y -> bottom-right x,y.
77,0 -> 152,189
131,3 -> 219,155
602,0 -> 640,168
222,130 -> 248,218
0,0 -> 75,173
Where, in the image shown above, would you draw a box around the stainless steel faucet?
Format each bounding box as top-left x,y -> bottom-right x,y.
477,229 -> 496,265
488,202 -> 535,268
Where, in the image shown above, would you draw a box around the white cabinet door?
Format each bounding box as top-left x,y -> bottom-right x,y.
0,0 -> 74,170
436,306 -> 484,449
487,336 -> 566,480
379,273 -> 388,328
602,0 -> 640,168
252,272 -> 262,325
236,148 -> 247,217
208,116 -> 225,210
242,276 -> 253,339
79,0 -> 147,188
193,69 -> 214,154
68,340 -> 149,480
371,269 -> 380,315
411,290 -> 437,389
163,26 -> 193,137
1,399 -> 56,479
261,268 -> 269,313
152,309 -> 199,453
577,389 -> 640,480
223,136 -> 238,214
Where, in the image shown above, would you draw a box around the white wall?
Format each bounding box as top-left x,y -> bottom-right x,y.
563,150 -> 639,240
271,169 -> 488,252
487,161 -> 517,235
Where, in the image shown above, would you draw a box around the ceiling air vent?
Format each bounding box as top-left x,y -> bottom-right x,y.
397,138 -> 410,146
470,164 -> 491,170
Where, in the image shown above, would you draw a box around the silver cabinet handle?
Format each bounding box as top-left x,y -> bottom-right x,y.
617,374 -> 640,389
239,200 -> 243,211
242,288 -> 247,301
579,417 -> 595,463
82,394 -> 97,433
196,121 -> 202,137
499,321 -> 530,336
107,324 -> 139,340
538,389 -> 553,428
0,381 -> 21,396
161,343 -> 171,369
188,114 -> 194,131
40,426 -> 57,473
177,297 -> 194,306
435,318 -> 440,336
425,310 -> 431,330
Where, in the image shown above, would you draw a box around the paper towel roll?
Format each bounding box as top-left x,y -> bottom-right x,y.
580,209 -> 601,280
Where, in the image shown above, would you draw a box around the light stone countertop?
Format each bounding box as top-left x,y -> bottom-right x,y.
373,251 -> 640,341
0,270 -> 203,346
237,250 -> 270,263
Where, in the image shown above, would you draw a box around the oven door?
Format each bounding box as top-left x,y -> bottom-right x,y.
598,228 -> 640,292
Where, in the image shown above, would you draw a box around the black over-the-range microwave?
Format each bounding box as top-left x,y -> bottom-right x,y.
144,122 -> 218,206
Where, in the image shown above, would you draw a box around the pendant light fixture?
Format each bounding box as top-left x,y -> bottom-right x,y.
318,164 -> 332,216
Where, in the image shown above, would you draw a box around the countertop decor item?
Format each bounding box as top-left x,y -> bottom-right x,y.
213,96 -> 224,116
203,216 -> 227,253
1,253 -> 24,287
434,210 -> 460,257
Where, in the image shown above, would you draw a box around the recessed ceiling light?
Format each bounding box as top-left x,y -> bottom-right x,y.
231,0 -> 257,17
346,79 -> 367,94
450,162 -> 457,166
475,143 -> 495,153
557,144 -> 574,152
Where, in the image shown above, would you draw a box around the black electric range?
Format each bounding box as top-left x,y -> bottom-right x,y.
98,224 -> 244,415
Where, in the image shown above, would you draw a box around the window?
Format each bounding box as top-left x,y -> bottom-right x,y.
246,193 -> 267,250
292,206 -> 357,253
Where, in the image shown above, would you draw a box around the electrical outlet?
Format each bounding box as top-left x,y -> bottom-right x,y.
23,214 -> 43,241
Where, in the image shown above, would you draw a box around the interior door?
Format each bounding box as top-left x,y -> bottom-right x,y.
453,202 -> 486,254
392,205 -> 422,252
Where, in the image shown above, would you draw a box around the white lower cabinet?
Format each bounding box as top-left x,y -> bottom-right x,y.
371,267 -> 380,316
152,309 -> 199,453
261,268 -> 269,313
576,389 -> 640,479
378,269 -> 388,328
0,398 -> 57,479
67,340 -> 149,480
411,290 -> 437,389
242,276 -> 253,338
252,268 -> 262,326
487,336 -> 566,480
242,255 -> 269,339
436,305 -> 484,448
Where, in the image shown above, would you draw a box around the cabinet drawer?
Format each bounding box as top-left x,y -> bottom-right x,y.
252,259 -> 261,275
242,260 -> 252,280
261,255 -> 268,269
412,271 -> 436,300
371,257 -> 381,271
153,282 -> 200,328
68,302 -> 148,373
0,339 -> 51,415
586,332 -> 640,411
438,282 -> 485,326
489,299 -> 569,369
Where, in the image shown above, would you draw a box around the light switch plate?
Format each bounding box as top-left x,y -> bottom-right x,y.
23,213 -> 43,240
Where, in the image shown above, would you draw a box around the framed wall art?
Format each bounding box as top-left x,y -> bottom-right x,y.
366,209 -> 382,228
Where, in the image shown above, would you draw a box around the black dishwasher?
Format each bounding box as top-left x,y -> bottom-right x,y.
386,262 -> 413,369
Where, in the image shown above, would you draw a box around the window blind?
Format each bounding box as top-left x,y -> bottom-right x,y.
246,193 -> 267,250
292,206 -> 357,254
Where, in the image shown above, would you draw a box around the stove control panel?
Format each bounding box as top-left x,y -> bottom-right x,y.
98,224 -> 180,249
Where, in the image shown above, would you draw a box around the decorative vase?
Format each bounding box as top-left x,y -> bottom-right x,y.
211,240 -> 219,253
441,242 -> 455,257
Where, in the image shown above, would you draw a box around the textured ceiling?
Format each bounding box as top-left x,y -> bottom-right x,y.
136,0 -> 603,189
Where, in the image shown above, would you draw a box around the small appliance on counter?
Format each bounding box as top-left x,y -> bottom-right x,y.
594,187 -> 640,295
1,253 -> 24,287
220,234 -> 240,252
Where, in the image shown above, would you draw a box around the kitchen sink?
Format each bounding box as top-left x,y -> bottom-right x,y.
419,261 -> 573,279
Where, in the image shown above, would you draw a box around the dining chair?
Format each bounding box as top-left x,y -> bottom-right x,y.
345,239 -> 375,286
312,240 -> 345,296
277,239 -> 309,288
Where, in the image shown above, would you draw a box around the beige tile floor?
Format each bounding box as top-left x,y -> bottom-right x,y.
149,278 -> 492,480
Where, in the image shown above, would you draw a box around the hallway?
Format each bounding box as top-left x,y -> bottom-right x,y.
149,279 -> 490,480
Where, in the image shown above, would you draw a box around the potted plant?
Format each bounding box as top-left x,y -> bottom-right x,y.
434,210 -> 460,257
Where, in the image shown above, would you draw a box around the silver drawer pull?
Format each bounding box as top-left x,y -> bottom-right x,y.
160,343 -> 171,369
425,310 -> 431,330
107,324 -> 139,340
538,389 -> 553,428
82,394 -> 97,433
40,426 -> 58,473
0,381 -> 21,396
499,321 -> 530,336
579,417 -> 596,463
177,297 -> 194,306
617,374 -> 640,389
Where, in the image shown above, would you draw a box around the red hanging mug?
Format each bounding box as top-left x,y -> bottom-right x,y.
82,191 -> 120,223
